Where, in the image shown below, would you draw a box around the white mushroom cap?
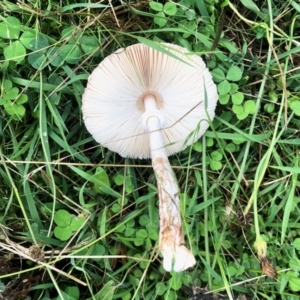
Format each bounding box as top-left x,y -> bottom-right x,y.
82,43 -> 218,159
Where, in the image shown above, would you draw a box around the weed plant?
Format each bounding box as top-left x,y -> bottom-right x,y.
0,0 -> 300,299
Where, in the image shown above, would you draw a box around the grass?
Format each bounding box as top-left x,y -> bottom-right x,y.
1,0 -> 300,299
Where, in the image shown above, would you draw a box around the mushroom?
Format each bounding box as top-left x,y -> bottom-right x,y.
82,43 -> 218,272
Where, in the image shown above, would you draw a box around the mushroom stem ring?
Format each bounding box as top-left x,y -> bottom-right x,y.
141,96 -> 166,131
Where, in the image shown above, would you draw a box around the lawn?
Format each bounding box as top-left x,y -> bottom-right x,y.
1,0 -> 300,299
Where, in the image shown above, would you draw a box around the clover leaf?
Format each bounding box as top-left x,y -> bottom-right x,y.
0,80 -> 28,119
232,100 -> 256,120
149,1 -> 177,27
209,150 -> 223,170
134,227 -> 158,247
264,90 -> 278,113
59,44 -> 81,64
4,41 -> 26,63
27,35 -> 49,69
289,96 -> 300,116
212,66 -> 253,118
0,16 -> 21,39
54,209 -> 85,241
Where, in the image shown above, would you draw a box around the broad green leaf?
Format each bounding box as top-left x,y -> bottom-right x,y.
154,12 -> 167,27
193,141 -> 202,152
115,223 -> 126,233
185,9 -> 196,20
90,244 -> 106,258
97,169 -> 109,187
183,20 -> 196,38
94,167 -> 110,193
136,229 -> 148,239
269,90 -> 278,102
61,25 -> 77,39
286,271 -> 300,292
264,103 -> 274,113
134,238 -> 144,246
4,101 -> 25,117
227,265 -> 238,276
114,174 -> 124,185
47,47 -> 65,67
289,258 -> 300,269
125,227 -> 135,237
28,35 -> 49,51
28,52 -> 47,69
4,41 -> 26,63
139,215 -> 150,226
229,83 -> 239,93
178,20 -> 192,38
20,31 -> 38,49
56,291 -> 77,300
294,238 -> 300,250
226,66 -> 242,81
290,101 -> 300,116
164,2 -> 177,16
4,79 -> 13,90
225,143 -> 236,152
65,286 -> 80,300
80,35 -> 100,56
207,137 -> 214,147
54,209 -> 71,226
16,94 -> 28,104
236,111 -> 248,120
232,104 -> 244,114
54,226 -> 72,241
0,16 -> 20,39
218,80 -> 231,95
169,273 -> 182,290
148,228 -> 158,240
90,244 -> 106,261
290,278 -> 300,292
211,150 -> 222,161
5,87 -> 19,100
70,215 -> 85,231
220,111 -> 233,122
219,94 -> 230,105
92,281 -> 115,300
112,203 -> 121,213
231,92 -> 244,104
244,100 -> 256,113
60,44 -> 81,64
211,68 -> 225,82
210,160 -> 222,170
118,197 -> 128,206
125,176 -> 134,193
149,1 -> 163,11
156,282 -> 167,296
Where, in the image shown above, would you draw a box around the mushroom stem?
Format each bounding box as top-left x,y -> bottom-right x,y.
142,94 -> 196,272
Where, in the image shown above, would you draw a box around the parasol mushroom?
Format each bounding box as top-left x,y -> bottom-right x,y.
82,43 -> 218,272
